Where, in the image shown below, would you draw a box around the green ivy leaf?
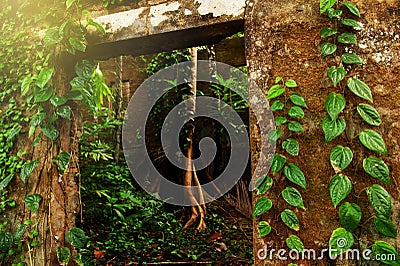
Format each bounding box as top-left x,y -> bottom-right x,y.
372,241 -> 400,266
347,77 -> 373,102
342,2 -> 361,17
337,33 -> 357,44
283,164 -> 307,189
21,76 -> 33,96
282,138 -> 299,156
20,159 -> 39,183
50,95 -> 67,107
275,77 -> 282,83
322,116 -> 346,143
288,121 -> 304,133
320,27 -> 338,38
268,129 -> 282,142
255,175 -> 273,195
0,232 -> 13,252
258,221 -> 272,237
282,186 -> 305,209
357,103 -> 381,126
366,184 -> 391,217
327,66 -> 347,87
286,235 -> 304,252
44,27 -> 62,46
327,8 -> 342,19
339,202 -> 362,232
65,90 -> 83,101
24,194 -> 42,212
69,37 -> 86,52
53,152 -> 71,174
342,53 -> 364,65
374,215 -> 396,238
33,85 -> 53,103
275,116 -> 287,126
359,129 -> 388,156
288,106 -> 304,119
33,132 -> 43,147
330,146 -> 353,172
253,197 -> 273,218
271,154 -> 287,174
325,92 -> 346,120
36,68 -> 54,89
289,93 -> 308,108
285,79 -> 297,88
0,174 -> 14,191
320,0 -> 338,14
271,100 -> 284,111
329,228 -> 354,256
29,111 -> 46,137
281,209 -> 300,231
341,18 -> 363,29
330,174 -> 352,208
41,124 -> 60,142
66,228 -> 88,249
321,42 -> 337,56
267,85 -> 285,99
56,106 -> 71,120
57,247 -> 71,265
363,156 -> 390,185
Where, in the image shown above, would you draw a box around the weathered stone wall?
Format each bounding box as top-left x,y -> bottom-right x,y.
245,0 -> 400,265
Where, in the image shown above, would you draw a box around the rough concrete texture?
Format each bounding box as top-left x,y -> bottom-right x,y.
245,0 -> 400,265
91,0 -> 244,38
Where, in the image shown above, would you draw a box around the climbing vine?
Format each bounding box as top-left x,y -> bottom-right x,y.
253,78 -> 308,253
320,0 -> 398,264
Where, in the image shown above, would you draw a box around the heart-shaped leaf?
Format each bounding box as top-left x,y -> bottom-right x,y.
327,66 -> 347,87
283,164 -> 306,189
282,138 -> 299,156
372,241 -> 400,266
57,247 -> 71,265
33,85 -> 53,103
50,95 -> 67,107
337,33 -> 357,44
288,106 -> 304,119
255,175 -> 273,195
53,152 -> 71,174
325,92 -> 346,120
347,78 -> 373,102
253,197 -> 273,218
41,124 -> 59,141
286,235 -> 304,252
21,159 -> 40,183
258,221 -> 272,237
366,184 -> 391,217
339,202 -> 362,232
271,100 -> 284,111
281,209 -> 300,231
320,0 -> 338,13
357,103 -> 381,126
329,228 -> 354,256
374,215 -> 396,238
267,85 -> 285,99
276,116 -> 287,126
342,53 -> 364,65
330,174 -> 352,208
36,68 -> 54,89
321,42 -> 337,56
24,194 -> 42,212
341,19 -> 363,29
66,228 -> 88,249
282,186 -> 305,209
285,79 -> 297,88
359,129 -> 388,156
322,116 -> 346,143
330,146 -> 353,172
56,106 -> 71,120
327,8 -> 342,19
269,129 -> 282,142
343,2 -> 360,17
288,121 -> 304,133
363,156 -> 390,185
289,93 -> 308,108
320,27 -> 338,38
271,154 -> 287,174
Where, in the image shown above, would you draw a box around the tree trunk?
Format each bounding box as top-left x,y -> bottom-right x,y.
245,0 -> 400,265
6,55 -> 80,265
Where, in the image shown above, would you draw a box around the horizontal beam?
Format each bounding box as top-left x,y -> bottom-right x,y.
83,0 -> 245,59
